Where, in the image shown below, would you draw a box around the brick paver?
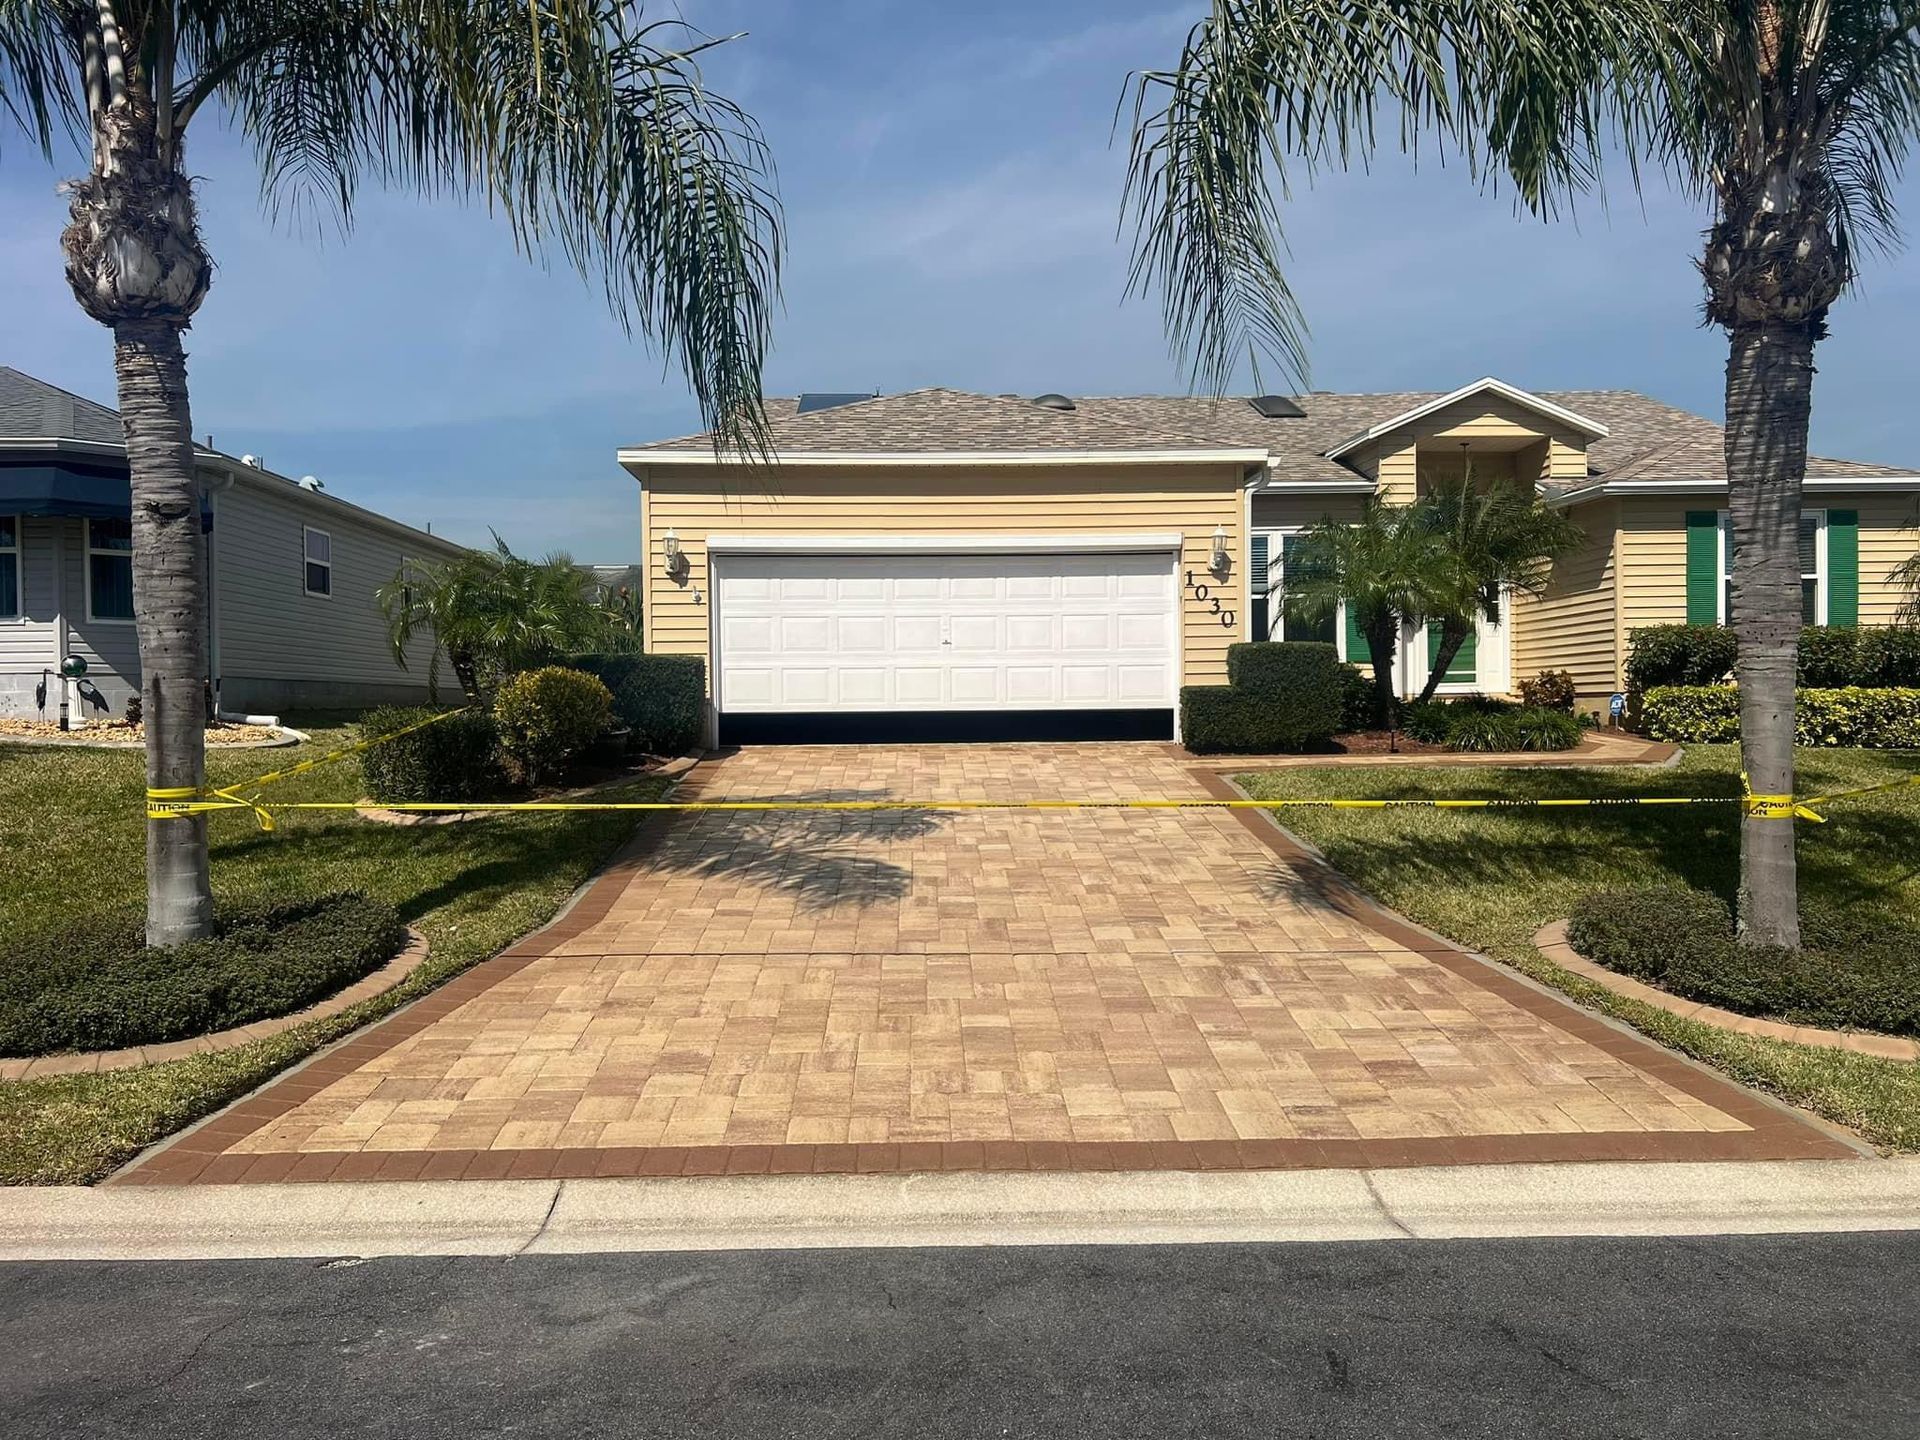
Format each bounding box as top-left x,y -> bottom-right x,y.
118,744 -> 1854,1184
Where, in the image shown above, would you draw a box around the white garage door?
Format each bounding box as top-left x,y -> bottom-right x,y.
713,550 -> 1177,716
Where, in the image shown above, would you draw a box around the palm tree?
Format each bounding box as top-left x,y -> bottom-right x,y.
1284,503 -> 1445,726
379,537 -> 635,700
1123,1 -> 1920,948
2,2 -> 781,945
1414,464 -> 1583,704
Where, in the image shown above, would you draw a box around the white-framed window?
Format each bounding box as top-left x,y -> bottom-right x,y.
1719,509 -> 1825,626
1255,528 -> 1344,647
303,526 -> 333,598
0,515 -> 19,620
86,516 -> 135,622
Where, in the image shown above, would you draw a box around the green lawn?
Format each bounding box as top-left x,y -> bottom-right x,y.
1238,746 -> 1920,1151
0,720 -> 668,1184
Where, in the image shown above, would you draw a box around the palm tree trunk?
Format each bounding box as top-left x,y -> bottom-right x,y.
1724,322 -> 1814,950
1367,618 -> 1398,727
1416,620 -> 1471,704
115,319 -> 214,946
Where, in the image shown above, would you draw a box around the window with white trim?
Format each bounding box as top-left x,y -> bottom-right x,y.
1255,529 -> 1342,646
303,526 -> 333,598
1719,509 -> 1825,626
0,516 -> 19,619
86,517 -> 135,621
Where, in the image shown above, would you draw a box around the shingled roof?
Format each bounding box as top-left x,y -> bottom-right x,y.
629,384 -> 1914,488
0,366 -> 125,445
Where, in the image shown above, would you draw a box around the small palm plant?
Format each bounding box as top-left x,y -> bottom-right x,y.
379,539 -> 624,701
1284,503 -> 1445,727
1415,464 -> 1582,704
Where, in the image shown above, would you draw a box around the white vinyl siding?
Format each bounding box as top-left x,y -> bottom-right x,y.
212,482 -> 447,693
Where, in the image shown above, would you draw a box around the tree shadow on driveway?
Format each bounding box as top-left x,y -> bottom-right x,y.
638,787 -> 950,913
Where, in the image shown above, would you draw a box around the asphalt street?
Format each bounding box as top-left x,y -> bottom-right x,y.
4,1231 -> 1916,1438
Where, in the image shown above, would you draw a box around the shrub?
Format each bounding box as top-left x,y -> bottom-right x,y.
1567,887 -> 1920,1036
1797,627 -> 1862,687
1400,700 -> 1454,745
1518,668 -> 1578,712
1858,627 -> 1920,687
1643,685 -> 1920,746
359,706 -> 507,804
1181,684 -> 1335,754
493,666 -> 614,783
0,892 -> 406,1057
1506,706 -> 1583,751
570,652 -> 706,754
1225,643 -> 1344,735
1444,709 -> 1520,752
1639,686 -> 1740,743
1626,624 -> 1738,694
1338,665 -> 1377,732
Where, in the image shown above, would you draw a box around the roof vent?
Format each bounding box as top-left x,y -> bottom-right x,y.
1249,394 -> 1306,419
795,391 -> 877,415
1031,393 -> 1076,411
298,475 -> 324,491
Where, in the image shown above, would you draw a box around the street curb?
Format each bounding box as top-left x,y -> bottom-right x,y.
4,1159 -> 1918,1260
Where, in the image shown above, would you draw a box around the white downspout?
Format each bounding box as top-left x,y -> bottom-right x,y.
201,464 -> 236,721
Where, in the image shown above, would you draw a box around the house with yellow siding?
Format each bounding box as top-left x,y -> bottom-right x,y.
618,380 -> 1919,745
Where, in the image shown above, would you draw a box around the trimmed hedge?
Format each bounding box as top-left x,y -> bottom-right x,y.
1641,685 -> 1920,747
359,706 -> 507,804
0,892 -> 406,1056
1567,887 -> 1920,1037
494,666 -> 614,783
1626,624 -> 1739,693
1337,665 -> 1377,732
571,652 -> 705,754
1180,643 -> 1344,754
1628,622 -> 1920,692
1226,643 -> 1344,727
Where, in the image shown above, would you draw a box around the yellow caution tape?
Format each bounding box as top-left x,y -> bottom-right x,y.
152,792 -> 1748,823
148,706 -> 474,827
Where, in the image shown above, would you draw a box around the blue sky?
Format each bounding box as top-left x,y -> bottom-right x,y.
5,0 -> 1920,560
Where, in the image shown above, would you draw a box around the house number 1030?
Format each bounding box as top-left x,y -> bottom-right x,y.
1184,570 -> 1236,629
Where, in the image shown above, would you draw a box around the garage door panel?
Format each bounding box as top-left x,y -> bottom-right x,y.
836,616 -> 888,651
837,667 -> 889,705
715,550 -> 1176,715
778,615 -> 834,653
949,615 -> 1000,650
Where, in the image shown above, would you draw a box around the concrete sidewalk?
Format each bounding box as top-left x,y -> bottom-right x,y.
7,1158 -> 1919,1260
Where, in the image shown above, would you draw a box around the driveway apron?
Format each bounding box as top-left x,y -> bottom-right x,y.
117,744 -> 1855,1184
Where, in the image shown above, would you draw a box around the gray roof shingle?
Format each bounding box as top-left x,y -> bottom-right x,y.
0,366 -> 126,445
631,384 -> 1914,487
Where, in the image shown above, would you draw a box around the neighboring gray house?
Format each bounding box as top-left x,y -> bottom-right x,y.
1,366 -> 467,718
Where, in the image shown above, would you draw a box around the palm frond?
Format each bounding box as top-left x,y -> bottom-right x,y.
0,0 -> 83,155
171,1 -> 781,454
1122,0 -> 1683,393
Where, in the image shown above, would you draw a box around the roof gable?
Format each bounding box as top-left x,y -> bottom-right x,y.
0,366 -> 125,445
1322,377 -> 1610,461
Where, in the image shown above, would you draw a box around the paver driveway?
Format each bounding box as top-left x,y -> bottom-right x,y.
122,744 -> 1853,1184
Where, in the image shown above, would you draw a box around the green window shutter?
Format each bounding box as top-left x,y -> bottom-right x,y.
1685,511 -> 1720,624
1249,533 -> 1270,640
1828,509 -> 1859,626
1345,607 -> 1372,663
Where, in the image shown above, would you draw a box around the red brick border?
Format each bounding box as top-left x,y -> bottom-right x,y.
109,753 -> 1860,1186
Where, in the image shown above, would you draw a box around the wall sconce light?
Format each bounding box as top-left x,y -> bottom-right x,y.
1210,524 -> 1229,576
662,529 -> 688,580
